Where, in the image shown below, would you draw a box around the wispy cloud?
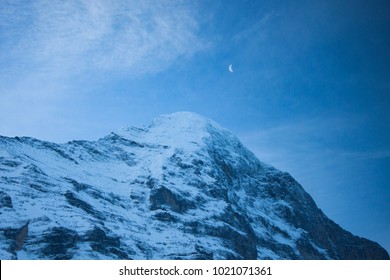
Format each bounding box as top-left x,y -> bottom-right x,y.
339,150 -> 390,160
0,0 -> 206,76
239,116 -> 362,150
0,0 -> 207,141
237,115 -> 377,180
232,10 -> 279,42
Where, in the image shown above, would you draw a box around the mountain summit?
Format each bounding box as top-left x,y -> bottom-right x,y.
0,112 -> 388,259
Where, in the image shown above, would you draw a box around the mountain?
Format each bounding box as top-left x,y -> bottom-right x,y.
0,112 -> 388,260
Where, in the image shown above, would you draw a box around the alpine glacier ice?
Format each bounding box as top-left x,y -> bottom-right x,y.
0,112 -> 388,259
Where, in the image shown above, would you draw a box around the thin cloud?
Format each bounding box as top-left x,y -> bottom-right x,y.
233,10 -> 280,42
0,0 -> 207,141
237,115 -> 370,175
0,0 -> 206,76
339,150 -> 390,160
239,116 -> 362,147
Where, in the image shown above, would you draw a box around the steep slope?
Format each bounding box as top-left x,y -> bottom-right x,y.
0,112 -> 388,260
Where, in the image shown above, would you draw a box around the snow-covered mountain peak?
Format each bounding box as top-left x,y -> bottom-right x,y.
1,112 -> 389,260
149,111 -> 223,131
117,112 -> 232,152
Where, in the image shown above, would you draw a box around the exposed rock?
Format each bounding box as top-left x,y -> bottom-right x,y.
0,191 -> 13,208
83,227 -> 129,259
149,186 -> 195,213
40,227 -> 79,260
14,221 -> 29,251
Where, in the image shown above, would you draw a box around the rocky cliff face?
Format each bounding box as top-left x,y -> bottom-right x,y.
0,112 -> 388,260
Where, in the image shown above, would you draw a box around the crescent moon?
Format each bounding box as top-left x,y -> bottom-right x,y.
229,64 -> 233,73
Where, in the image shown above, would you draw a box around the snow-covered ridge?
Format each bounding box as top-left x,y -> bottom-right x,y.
118,112 -> 230,150
0,112 -> 388,260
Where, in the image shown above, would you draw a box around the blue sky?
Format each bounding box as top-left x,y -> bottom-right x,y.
1,0 -> 389,252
